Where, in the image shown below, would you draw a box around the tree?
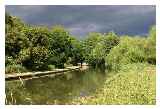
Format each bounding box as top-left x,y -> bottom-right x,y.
70,37 -> 85,66
83,32 -> 102,54
19,46 -> 49,71
88,42 -> 105,67
5,13 -> 25,33
5,14 -> 29,57
102,31 -> 120,54
20,26 -> 50,70
48,25 -> 72,68
105,36 -> 147,71
83,32 -> 102,64
24,26 -> 49,47
84,32 -> 120,67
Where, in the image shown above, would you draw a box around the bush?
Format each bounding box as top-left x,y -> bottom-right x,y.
48,65 -> 55,70
19,47 -> 49,71
102,32 -> 120,54
85,32 -> 120,67
5,31 -> 29,57
105,36 -> 147,71
145,26 -> 156,64
87,43 -> 106,67
5,64 -> 27,74
5,56 -> 16,66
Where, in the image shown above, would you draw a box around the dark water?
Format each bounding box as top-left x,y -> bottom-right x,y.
5,68 -> 112,105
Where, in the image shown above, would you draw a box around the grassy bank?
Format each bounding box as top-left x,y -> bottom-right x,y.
71,63 -> 156,104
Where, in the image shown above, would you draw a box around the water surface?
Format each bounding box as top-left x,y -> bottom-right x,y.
5,68 -> 113,104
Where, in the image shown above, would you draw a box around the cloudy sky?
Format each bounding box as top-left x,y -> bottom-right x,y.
6,5 -> 156,38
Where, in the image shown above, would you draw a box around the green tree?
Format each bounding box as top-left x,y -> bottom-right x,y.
48,25 -> 72,68
85,32 -> 119,67
5,14 -> 29,58
69,37 -> 85,66
102,31 -> 120,54
105,36 -> 147,71
21,26 -> 50,70
19,46 -> 49,71
83,32 -> 102,64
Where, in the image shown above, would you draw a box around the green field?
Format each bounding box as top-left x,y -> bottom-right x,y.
71,63 -> 156,104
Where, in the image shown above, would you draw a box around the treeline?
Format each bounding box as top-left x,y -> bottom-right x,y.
5,13 -> 156,73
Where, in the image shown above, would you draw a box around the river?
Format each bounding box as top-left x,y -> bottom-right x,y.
5,68 -> 114,105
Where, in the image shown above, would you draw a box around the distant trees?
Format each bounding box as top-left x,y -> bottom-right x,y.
83,32 -> 119,67
83,32 -> 102,66
105,26 -> 156,71
70,37 -> 85,66
5,13 -> 156,73
105,36 -> 146,70
48,26 -> 72,68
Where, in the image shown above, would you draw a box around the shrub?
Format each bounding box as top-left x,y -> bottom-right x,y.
145,26 -> 156,64
5,64 -> 27,74
87,43 -> 106,67
85,32 -> 120,67
48,65 -> 56,70
19,47 -> 49,71
105,36 -> 147,71
5,56 -> 16,66
5,31 -> 29,57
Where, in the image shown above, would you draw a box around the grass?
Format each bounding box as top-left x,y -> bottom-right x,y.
70,63 -> 156,104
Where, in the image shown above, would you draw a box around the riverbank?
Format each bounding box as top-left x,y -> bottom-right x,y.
70,63 -> 156,104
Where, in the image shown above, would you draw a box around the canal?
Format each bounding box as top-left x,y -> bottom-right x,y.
5,68 -> 114,105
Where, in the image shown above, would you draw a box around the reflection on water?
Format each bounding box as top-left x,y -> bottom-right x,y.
6,68 -> 111,105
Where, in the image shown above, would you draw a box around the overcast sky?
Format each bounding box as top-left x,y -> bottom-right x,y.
6,5 -> 156,38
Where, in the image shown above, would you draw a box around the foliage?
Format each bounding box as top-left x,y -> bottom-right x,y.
19,46 -> 49,71
87,43 -> 106,67
5,13 -> 25,32
102,32 -> 120,54
5,13 -> 156,73
5,64 -> 27,74
24,26 -> 49,47
145,26 -> 156,64
47,65 -> 56,70
5,14 -> 29,57
83,32 -> 102,51
5,56 -> 16,66
83,32 -> 102,62
85,32 -> 119,67
105,29 -> 156,71
69,37 -> 85,65
48,25 -> 72,68
5,30 -> 29,57
105,37 -> 144,70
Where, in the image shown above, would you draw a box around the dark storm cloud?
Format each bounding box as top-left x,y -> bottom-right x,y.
6,5 -> 156,38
